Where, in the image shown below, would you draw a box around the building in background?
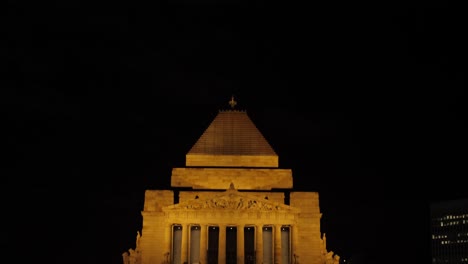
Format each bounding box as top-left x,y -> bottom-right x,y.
431,198 -> 468,264
122,97 -> 341,264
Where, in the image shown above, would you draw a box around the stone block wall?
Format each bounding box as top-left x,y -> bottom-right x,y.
140,190 -> 174,264
290,192 -> 323,264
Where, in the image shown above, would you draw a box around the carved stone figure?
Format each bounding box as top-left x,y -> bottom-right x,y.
325,251 -> 334,264
122,252 -> 129,264
333,254 -> 340,264
128,248 -> 141,264
322,233 -> 327,250
320,233 -> 327,256
136,231 -> 141,248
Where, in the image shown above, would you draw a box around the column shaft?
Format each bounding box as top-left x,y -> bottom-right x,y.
218,224 -> 226,264
292,225 -> 298,263
200,225 -> 207,263
274,225 -> 282,264
165,223 -> 172,263
181,224 -> 188,263
256,225 -> 263,264
237,225 -> 244,264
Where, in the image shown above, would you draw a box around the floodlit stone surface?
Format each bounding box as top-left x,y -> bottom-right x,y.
186,154 -> 278,168
171,167 -> 292,190
122,105 -> 340,264
186,110 -> 278,168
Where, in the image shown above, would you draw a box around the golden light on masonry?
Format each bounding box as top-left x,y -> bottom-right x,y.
121,97 -> 341,264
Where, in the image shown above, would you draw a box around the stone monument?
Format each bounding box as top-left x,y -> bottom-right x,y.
122,97 -> 341,264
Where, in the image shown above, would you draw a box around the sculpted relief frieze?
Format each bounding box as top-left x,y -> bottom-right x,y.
165,193 -> 292,212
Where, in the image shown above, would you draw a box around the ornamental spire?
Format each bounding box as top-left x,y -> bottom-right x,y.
228,95 -> 237,109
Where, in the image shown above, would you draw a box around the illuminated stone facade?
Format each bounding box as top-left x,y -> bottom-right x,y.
123,101 -> 340,264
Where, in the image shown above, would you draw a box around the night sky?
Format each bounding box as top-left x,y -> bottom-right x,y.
7,2 -> 466,264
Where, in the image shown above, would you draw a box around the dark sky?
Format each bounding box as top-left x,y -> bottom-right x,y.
6,2 -> 466,264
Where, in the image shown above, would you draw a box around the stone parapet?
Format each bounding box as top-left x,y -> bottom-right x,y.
290,191 -> 320,214
143,190 -> 174,211
171,167 -> 292,190
186,154 -> 278,167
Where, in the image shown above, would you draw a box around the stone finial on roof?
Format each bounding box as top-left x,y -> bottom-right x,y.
228,95 -> 237,109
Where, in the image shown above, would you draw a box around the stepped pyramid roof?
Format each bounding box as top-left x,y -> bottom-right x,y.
186,96 -> 278,167
171,96 -> 292,190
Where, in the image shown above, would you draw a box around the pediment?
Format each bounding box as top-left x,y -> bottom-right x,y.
163,189 -> 297,212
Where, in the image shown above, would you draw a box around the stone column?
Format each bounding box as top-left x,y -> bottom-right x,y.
189,225 -> 201,264
274,225 -> 282,264
200,224 -> 207,263
256,225 -> 263,264
165,223 -> 173,263
292,225 -> 298,263
237,225 -> 244,264
172,225 -> 183,264
181,224 -> 188,264
218,224 -> 226,264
